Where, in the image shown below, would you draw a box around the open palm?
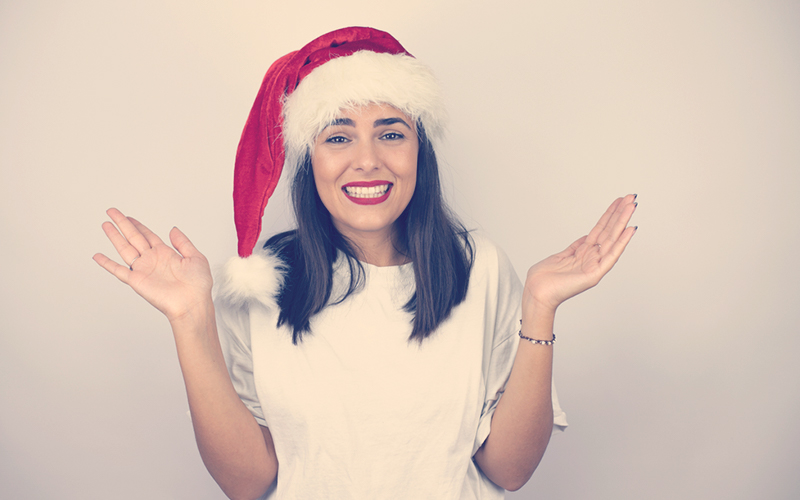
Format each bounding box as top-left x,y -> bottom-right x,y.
93,208 -> 213,322
524,194 -> 638,311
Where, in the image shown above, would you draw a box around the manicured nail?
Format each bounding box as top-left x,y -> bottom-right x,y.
633,193 -> 638,200
634,226 -> 639,231
634,202 -> 638,208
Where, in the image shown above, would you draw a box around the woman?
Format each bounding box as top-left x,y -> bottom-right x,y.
94,27 -> 636,499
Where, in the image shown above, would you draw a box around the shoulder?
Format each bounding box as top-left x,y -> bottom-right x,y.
214,244 -> 286,310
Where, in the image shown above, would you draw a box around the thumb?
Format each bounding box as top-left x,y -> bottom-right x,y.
169,227 -> 199,258
555,235 -> 587,258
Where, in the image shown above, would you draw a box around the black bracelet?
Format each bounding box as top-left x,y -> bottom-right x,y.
518,319 -> 556,346
518,331 -> 556,346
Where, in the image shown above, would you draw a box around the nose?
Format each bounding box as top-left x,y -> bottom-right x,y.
353,139 -> 380,172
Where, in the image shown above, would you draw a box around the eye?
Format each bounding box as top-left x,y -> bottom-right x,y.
380,132 -> 405,140
325,135 -> 349,144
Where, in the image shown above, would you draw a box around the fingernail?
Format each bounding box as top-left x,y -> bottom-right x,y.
633,193 -> 638,200
633,202 -> 638,208
634,226 -> 639,231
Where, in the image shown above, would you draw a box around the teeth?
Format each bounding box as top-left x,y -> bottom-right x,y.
344,184 -> 390,198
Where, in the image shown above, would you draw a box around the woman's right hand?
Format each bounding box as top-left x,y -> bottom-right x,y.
93,208 -> 213,323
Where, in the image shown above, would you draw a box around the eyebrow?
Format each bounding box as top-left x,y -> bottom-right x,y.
373,117 -> 412,129
328,117 -> 355,127
324,117 -> 413,130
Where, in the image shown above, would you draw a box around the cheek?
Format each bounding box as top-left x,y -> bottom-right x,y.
311,155 -> 337,190
392,145 -> 418,179
314,144 -> 350,172
310,161 -> 338,215
398,169 -> 418,209
405,157 -> 418,191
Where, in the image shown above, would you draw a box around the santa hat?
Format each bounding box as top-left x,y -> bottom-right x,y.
233,26 -> 446,258
217,27 -> 446,306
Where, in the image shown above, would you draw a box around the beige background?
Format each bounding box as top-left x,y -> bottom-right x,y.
2,1 -> 799,498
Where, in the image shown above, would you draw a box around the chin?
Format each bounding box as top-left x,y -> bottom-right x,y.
335,217 -> 400,238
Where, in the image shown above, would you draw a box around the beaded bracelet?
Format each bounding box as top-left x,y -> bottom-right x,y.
518,320 -> 556,346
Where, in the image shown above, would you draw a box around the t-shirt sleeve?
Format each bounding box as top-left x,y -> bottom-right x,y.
215,298 -> 268,427
472,238 -> 567,455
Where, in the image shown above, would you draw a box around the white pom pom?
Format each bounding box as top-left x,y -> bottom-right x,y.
214,248 -> 285,310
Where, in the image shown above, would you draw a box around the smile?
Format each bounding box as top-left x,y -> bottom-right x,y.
343,184 -> 390,198
342,182 -> 392,205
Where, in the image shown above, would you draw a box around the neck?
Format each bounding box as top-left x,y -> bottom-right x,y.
337,226 -> 408,267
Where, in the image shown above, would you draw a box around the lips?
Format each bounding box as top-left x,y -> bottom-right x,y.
342,181 -> 393,205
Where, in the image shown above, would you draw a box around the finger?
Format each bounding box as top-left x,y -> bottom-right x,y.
93,252 -> 131,283
168,226 -> 200,259
106,208 -> 152,254
585,197 -> 623,245
101,220 -> 142,267
568,234 -> 588,252
598,225 -> 637,274
128,217 -> 165,248
597,195 -> 637,251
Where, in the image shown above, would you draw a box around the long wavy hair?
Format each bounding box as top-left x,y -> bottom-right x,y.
265,126 -> 474,344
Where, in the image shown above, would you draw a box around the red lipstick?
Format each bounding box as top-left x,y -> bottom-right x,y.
342,181 -> 393,205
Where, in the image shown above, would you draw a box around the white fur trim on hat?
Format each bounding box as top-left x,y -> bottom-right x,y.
214,247 -> 285,309
282,50 -> 447,169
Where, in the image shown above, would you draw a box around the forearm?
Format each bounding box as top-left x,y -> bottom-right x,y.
171,301 -> 277,499
474,307 -> 555,491
475,194 -> 637,490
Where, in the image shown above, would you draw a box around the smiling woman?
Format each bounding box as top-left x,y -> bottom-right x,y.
93,26 -> 636,500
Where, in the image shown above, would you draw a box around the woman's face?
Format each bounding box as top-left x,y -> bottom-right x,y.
311,103 -> 418,245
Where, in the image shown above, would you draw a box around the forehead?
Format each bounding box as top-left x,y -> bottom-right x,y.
333,103 -> 413,123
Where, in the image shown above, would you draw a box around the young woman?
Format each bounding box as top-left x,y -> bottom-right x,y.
94,27 -> 637,499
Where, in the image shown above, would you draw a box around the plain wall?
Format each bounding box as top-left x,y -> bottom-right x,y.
1,1 -> 798,498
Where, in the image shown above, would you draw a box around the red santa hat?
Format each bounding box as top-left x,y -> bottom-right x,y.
233,26 -> 446,258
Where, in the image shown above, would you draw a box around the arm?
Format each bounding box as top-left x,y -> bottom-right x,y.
173,304 -> 278,499
94,209 -> 277,499
474,194 -> 638,491
473,308 -> 554,491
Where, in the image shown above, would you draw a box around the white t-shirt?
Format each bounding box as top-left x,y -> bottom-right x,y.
216,234 -> 567,499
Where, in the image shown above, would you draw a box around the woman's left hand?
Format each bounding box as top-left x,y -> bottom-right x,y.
523,194 -> 638,313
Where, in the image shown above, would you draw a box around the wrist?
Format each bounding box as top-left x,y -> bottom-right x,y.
520,302 -> 556,346
521,284 -> 561,314
521,299 -> 557,323
518,327 -> 556,346
167,296 -> 215,330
